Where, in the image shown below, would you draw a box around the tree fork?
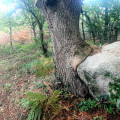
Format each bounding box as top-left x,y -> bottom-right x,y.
35,0 -> 93,96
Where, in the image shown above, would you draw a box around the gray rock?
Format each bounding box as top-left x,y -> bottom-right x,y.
77,41 -> 120,101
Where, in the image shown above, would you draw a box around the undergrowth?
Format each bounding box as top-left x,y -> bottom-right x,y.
0,43 -> 54,77
20,90 -> 61,120
109,74 -> 120,111
0,43 -> 38,55
35,56 -> 54,78
75,98 -> 117,115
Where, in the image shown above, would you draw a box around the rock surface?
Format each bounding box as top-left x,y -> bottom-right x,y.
77,41 -> 120,101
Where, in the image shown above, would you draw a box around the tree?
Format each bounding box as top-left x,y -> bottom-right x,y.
0,12 -> 15,54
0,0 -> 26,53
83,0 -> 120,44
35,0 -> 93,96
103,0 -> 109,43
21,10 -> 38,38
8,15 -> 13,54
19,0 -> 48,57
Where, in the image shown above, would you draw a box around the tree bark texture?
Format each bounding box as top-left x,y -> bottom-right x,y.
36,0 -> 92,96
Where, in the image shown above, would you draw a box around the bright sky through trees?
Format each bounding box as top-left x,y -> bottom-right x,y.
0,1 -> 8,12
0,0 -> 94,12
0,0 -> 15,13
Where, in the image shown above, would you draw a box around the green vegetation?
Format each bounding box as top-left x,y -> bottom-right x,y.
76,98 -> 96,112
0,43 -> 38,55
109,74 -> 120,110
0,43 -> 53,78
20,90 -> 61,120
75,98 -> 116,115
36,56 -> 54,78
93,116 -> 104,120
82,0 -> 120,44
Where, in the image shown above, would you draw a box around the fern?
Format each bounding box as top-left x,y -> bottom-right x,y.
20,90 -> 61,120
27,92 -> 46,102
43,90 -> 61,120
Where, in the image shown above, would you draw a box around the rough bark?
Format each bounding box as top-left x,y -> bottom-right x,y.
36,0 -> 93,96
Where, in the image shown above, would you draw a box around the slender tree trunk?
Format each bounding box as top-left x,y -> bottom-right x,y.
32,22 -> 37,37
81,13 -> 85,41
84,12 -> 96,43
104,0 -> 109,43
114,27 -> 118,42
38,24 -> 48,57
111,28 -> 114,42
9,16 -> 13,54
21,0 -> 48,56
36,0 -> 92,96
109,26 -> 112,43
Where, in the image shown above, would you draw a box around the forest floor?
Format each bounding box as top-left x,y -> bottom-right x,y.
0,44 -> 120,120
0,44 -> 54,120
0,54 -> 46,120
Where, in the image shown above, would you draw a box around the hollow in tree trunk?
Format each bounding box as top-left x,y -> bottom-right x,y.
36,0 -> 93,96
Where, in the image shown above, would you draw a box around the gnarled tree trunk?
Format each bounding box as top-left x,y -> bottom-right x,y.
36,0 -> 92,96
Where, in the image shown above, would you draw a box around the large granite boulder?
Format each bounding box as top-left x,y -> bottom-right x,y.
77,41 -> 120,101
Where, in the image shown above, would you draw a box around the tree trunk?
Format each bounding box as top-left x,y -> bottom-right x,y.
114,27 -> 118,42
21,0 -> 48,57
32,22 -> 37,37
39,24 -> 48,57
36,0 -> 92,96
104,0 -> 109,43
9,16 -> 13,54
84,12 -> 96,44
81,13 -> 85,41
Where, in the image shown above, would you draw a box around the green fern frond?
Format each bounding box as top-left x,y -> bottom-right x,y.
27,92 -> 46,102
27,107 -> 42,120
47,90 -> 61,104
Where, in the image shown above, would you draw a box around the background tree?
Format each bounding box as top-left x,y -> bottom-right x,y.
0,12 -> 24,53
82,0 -> 120,44
19,0 -> 48,56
